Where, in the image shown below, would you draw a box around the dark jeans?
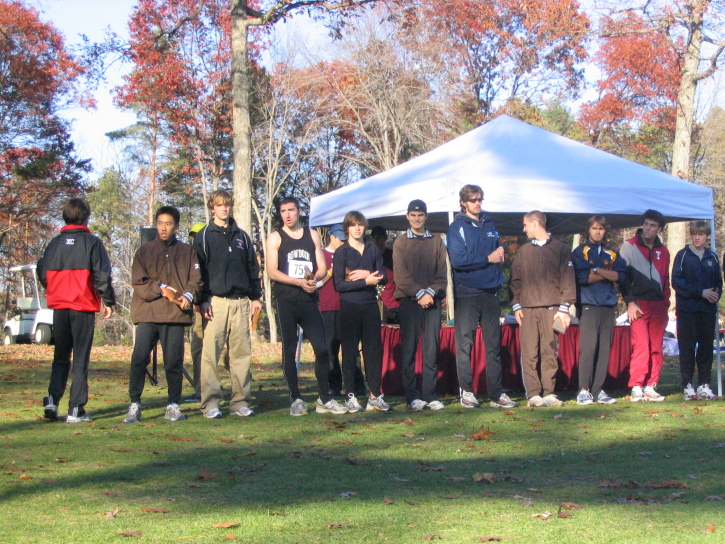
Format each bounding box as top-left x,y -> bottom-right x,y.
454,293 -> 502,400
47,309 -> 96,410
340,300 -> 382,397
399,297 -> 442,403
276,299 -> 331,403
578,305 -> 615,396
128,323 -> 186,404
677,311 -> 716,387
322,310 -> 365,395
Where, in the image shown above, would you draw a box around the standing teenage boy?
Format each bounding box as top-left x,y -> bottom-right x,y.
620,210 -> 671,402
672,221 -> 721,401
393,199 -> 447,411
571,215 -> 626,405
266,197 -> 347,416
447,185 -> 517,409
124,206 -> 202,423
510,211 -> 576,407
193,190 -> 262,419
38,198 -> 116,423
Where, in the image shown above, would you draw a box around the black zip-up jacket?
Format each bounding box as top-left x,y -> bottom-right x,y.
672,245 -> 721,314
193,219 -> 261,304
333,239 -> 387,304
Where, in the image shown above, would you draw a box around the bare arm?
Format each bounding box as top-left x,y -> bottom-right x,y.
310,229 -> 327,282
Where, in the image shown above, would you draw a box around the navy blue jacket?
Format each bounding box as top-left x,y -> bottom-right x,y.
571,240 -> 626,307
446,212 -> 504,294
672,246 -> 721,314
333,239 -> 387,304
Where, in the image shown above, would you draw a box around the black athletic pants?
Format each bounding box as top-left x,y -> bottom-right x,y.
128,322 -> 186,405
47,309 -> 95,411
399,297 -> 442,403
578,305 -> 614,397
276,299 -> 331,403
677,311 -> 715,387
340,300 -> 382,397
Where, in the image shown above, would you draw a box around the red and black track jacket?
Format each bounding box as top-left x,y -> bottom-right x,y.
619,229 -> 670,304
37,225 -> 116,312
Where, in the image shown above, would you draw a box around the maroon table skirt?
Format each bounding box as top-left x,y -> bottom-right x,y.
380,324 -> 631,396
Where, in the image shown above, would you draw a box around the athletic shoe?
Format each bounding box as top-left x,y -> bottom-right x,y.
427,400 -> 445,411
164,403 -> 186,421
43,395 -> 58,421
408,399 -> 427,412
123,402 -> 142,423
204,408 -> 223,419
576,389 -> 594,405
366,394 -> 392,412
697,383 -> 717,400
460,390 -> 480,408
66,407 -> 92,423
182,393 -> 201,404
527,395 -> 548,407
597,390 -> 617,405
683,383 -> 697,401
316,398 -> 348,415
230,406 -> 255,417
290,398 -> 308,417
643,384 -> 665,402
542,394 -> 564,407
630,386 -> 645,402
345,393 -> 363,413
490,393 -> 518,409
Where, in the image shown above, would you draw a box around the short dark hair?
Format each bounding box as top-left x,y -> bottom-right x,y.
278,196 -> 300,212
459,184 -> 483,212
643,209 -> 665,228
62,198 -> 91,225
689,220 -> 711,236
155,206 -> 180,225
524,210 -> 547,229
343,211 -> 368,236
585,215 -> 610,240
370,225 -> 387,239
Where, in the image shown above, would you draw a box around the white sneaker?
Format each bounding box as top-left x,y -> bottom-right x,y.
490,393 -> 518,408
345,393 -> 363,413
630,386 -> 645,402
316,398 -> 348,414
542,394 -> 564,407
408,399 -> 427,411
697,384 -> 717,400
164,403 -> 186,421
576,389 -> 594,405
427,400 -> 445,411
643,384 -> 665,402
204,408 -> 223,419
597,390 -> 617,405
527,395 -> 548,407
66,407 -> 92,423
683,383 -> 697,401
366,394 -> 392,412
290,398 -> 308,416
460,390 -> 480,408
124,402 -> 142,423
230,406 -> 255,417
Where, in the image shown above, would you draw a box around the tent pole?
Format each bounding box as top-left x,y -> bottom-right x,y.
711,218 -> 723,397
446,211 -> 455,323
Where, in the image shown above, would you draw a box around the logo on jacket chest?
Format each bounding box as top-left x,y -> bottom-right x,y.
65,239 -> 75,245
655,250 -> 662,260
235,238 -> 245,249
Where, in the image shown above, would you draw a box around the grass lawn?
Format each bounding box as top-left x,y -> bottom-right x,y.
0,342 -> 723,543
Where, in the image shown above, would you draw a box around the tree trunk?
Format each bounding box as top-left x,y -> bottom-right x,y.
231,1 -> 253,235
667,4 -> 705,306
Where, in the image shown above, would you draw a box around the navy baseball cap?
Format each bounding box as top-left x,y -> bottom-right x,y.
330,224 -> 347,240
407,199 -> 427,214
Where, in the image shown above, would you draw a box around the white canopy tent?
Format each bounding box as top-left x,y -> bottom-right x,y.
309,114 -> 721,396
309,114 -> 713,235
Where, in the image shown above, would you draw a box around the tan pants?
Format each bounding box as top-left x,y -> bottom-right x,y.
520,306 -> 559,398
200,296 -> 252,414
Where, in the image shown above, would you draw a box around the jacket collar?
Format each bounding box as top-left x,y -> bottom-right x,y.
61,224 -> 91,234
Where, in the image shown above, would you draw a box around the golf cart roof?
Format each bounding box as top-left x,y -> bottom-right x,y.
9,264 -> 37,272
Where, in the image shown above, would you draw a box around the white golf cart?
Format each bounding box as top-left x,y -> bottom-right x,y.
3,264 -> 54,345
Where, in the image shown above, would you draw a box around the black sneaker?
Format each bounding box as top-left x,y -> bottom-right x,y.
67,406 -> 92,423
43,396 -> 58,421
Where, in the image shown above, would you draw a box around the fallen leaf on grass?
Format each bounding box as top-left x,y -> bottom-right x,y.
110,448 -> 134,452
382,497 -> 394,504
705,495 -> 724,501
140,507 -> 169,513
636,452 -> 652,456
443,476 -> 468,482
218,438 -> 234,444
237,435 -> 257,440
404,499 -> 416,505
553,414 -> 563,420
475,538 -> 502,542
470,426 -> 495,440
597,479 -> 622,488
473,472 -> 496,484
102,490 -> 119,496
41,478 -> 55,483
104,508 -> 119,519
169,436 -> 196,442
326,522 -> 352,529
18,474 -> 31,480
707,523 -> 716,533
198,468 -> 218,480
152,461 -> 169,467
188,483 -> 206,488
55,458 -> 69,463
225,534 -> 236,540
424,536 -> 442,541
558,502 -> 581,517
504,411 -> 515,415
213,522 -> 240,528
119,531 -> 142,537
531,512 -> 552,519
439,495 -> 458,499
